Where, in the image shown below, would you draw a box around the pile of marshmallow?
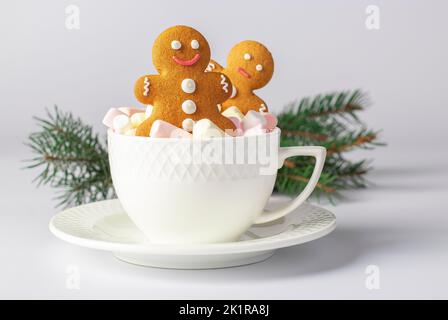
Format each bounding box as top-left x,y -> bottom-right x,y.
102,106 -> 277,139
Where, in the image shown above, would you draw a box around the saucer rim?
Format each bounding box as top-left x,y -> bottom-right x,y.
49,199 -> 336,256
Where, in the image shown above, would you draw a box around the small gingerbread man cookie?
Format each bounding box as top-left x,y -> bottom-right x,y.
207,40 -> 274,114
134,25 -> 235,136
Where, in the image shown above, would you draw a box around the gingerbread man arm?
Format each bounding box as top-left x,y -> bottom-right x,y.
206,59 -> 224,73
248,95 -> 269,113
134,75 -> 158,105
258,98 -> 269,112
205,72 -> 232,104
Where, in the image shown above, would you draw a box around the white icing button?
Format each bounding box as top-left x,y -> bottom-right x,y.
181,78 -> 196,93
230,85 -> 237,98
244,53 -> 252,60
182,118 -> 195,132
256,64 -> 263,71
191,39 -> 200,49
171,40 -> 181,50
181,100 -> 197,114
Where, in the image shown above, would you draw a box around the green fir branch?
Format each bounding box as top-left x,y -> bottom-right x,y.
282,89 -> 368,122
276,89 -> 384,199
24,106 -> 114,207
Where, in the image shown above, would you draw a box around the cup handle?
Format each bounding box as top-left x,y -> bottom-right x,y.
254,146 -> 326,224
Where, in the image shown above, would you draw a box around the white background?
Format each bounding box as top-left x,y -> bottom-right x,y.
1,0 -> 447,299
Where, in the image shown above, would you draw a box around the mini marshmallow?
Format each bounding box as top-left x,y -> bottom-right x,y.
124,128 -> 137,136
150,120 -> 192,138
102,108 -> 125,128
193,119 -> 225,139
242,110 -> 267,131
118,107 -> 144,116
113,114 -> 132,134
145,105 -> 153,118
263,113 -> 278,131
227,116 -> 244,136
243,124 -> 267,136
130,112 -> 147,128
222,106 -> 244,121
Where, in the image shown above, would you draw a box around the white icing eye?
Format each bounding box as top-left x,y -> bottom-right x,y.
256,64 -> 263,71
244,53 -> 251,60
191,39 -> 200,49
171,40 -> 181,50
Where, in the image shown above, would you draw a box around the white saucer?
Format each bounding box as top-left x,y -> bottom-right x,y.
49,197 -> 336,269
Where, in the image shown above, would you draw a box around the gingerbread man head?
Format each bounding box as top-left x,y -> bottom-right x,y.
152,25 -> 211,74
134,25 -> 235,136
227,40 -> 274,90
208,40 -> 274,114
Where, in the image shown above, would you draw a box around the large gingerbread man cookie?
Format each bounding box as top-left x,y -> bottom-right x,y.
207,40 -> 274,114
134,25 -> 235,136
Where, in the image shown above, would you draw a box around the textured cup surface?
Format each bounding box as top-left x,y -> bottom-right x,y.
108,130 -> 280,244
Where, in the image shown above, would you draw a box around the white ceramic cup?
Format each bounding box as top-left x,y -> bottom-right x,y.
108,129 -> 326,244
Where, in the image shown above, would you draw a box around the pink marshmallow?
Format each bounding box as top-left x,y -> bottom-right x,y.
263,112 -> 278,131
118,107 -> 145,117
243,124 -> 268,136
150,120 -> 192,138
227,116 -> 244,136
242,110 -> 267,131
102,108 -> 125,128
263,113 -> 278,131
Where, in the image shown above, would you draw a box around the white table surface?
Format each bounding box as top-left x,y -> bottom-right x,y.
1,145 -> 447,300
